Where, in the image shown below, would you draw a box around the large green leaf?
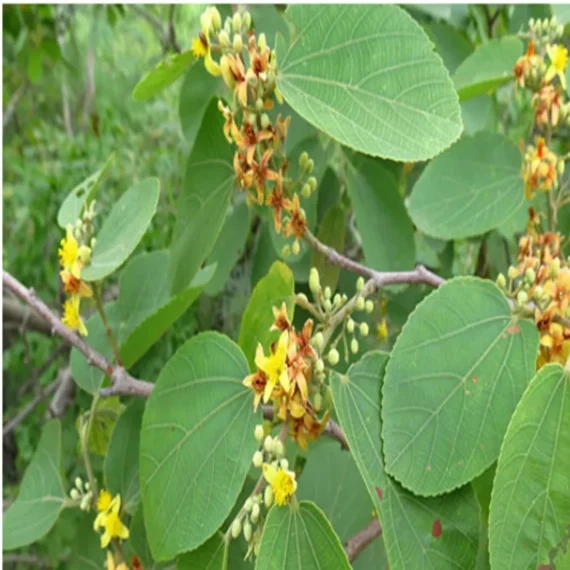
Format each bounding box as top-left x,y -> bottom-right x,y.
489,364 -> 570,569
57,153 -> 114,229
313,206 -> 347,293
130,505 -> 175,570
423,21 -> 473,74
297,439 -> 388,570
347,153 -> 415,274
82,178 -> 160,281
238,261 -> 295,370
133,49 -> 195,102
105,399 -> 145,514
176,532 -> 250,570
3,420 -> 65,550
71,252 -> 213,394
140,332 -> 259,561
453,36 -> 523,101
276,5 -> 462,161
331,352 -> 480,570
205,200 -> 250,296
408,132 -> 524,240
256,501 -> 351,570
169,98 -> 235,294
68,513 -> 106,570
382,278 -> 539,496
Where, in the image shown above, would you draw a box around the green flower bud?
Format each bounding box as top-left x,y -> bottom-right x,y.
314,392 -> 323,411
355,296 -> 365,311
280,458 -> 289,471
210,7 -> 222,30
281,245 -> 291,258
273,439 -> 284,459
351,338 -> 359,354
324,385 -> 333,409
307,176 -> 317,192
360,322 -> 369,337
533,285 -> 544,301
75,477 -> 83,490
90,237 -> 97,249
243,520 -> 253,542
557,160 -> 565,176
365,299 -> 374,313
84,482 -> 90,491
324,286 -> 332,300
525,268 -> 536,284
328,348 -> 340,366
341,294 -> 348,304
224,19 -> 232,36
255,98 -> 264,112
264,485 -> 274,507
231,518 -> 242,538
258,32 -> 267,51
292,240 -> 300,256
551,258 -> 561,278
323,299 -> 332,312
297,292 -> 309,304
356,276 -> 365,291
219,29 -> 230,48
261,113 -> 271,129
347,318 -> 355,333
244,497 -> 254,512
301,183 -> 312,198
309,267 -> 321,293
299,151 -> 309,169
243,11 -> 252,30
70,488 -> 80,501
251,503 -> 261,523
233,33 -> 243,52
80,494 -> 91,511
313,332 -> 324,349
333,293 -> 341,306
517,291 -> 529,305
315,358 -> 325,373
496,273 -> 506,289
264,435 -> 274,454
254,424 -> 264,441
253,450 -> 264,468
306,158 -> 315,174
507,266 -> 519,280
232,12 -> 242,33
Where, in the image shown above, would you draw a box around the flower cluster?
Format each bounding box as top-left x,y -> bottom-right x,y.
68,476 -> 93,511
193,6 -> 317,254
497,212 -> 570,368
522,137 -> 561,199
93,490 -> 129,549
58,202 -> 97,336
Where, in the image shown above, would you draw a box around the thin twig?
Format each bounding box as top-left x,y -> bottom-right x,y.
3,554 -> 50,567
18,344 -> 68,398
94,282 -> 122,366
3,81 -> 28,129
345,518 -> 382,562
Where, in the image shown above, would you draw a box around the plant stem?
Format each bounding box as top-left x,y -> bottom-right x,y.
80,393 -> 100,506
93,282 -> 122,366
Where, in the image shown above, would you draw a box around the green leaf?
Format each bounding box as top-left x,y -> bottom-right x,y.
68,513 -> 106,570
80,396 -> 124,456
3,420 -> 65,550
331,352 -> 480,570
256,501 -> 351,570
238,261 -> 295,370
140,332 -> 259,561
424,20 -> 473,74
82,178 -> 160,281
453,36 -> 523,101
57,153 -> 115,229
297,439 -> 388,570
169,98 -> 234,294
276,5 -> 462,161
105,399 -> 145,514
408,132 -> 524,240
471,464 -> 496,527
489,364 -> 570,569
252,220 -> 279,288
176,531 -> 250,570
131,505 -> 175,570
205,201 -> 250,296
133,49 -> 195,102
316,168 -> 342,224
382,277 -> 539,496
509,4 -> 551,34
347,154 -> 415,274
313,206 -> 347,292
461,95 -> 497,135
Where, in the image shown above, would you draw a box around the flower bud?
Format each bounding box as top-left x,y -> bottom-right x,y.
351,338 -> 359,354
292,240 -> 300,256
90,237 -> 97,249
84,482 -> 90,491
224,18 -> 232,36
244,497 -> 254,512
299,151 -> 309,169
533,285 -> 544,301
200,10 -> 212,35
231,518 -> 242,538
365,299 -> 374,313
324,385 -> 333,409
307,177 -> 317,192
306,159 -> 315,174
314,392 -> 323,411
210,7 -> 222,30
70,488 -> 80,501
281,245 -> 291,258
243,520 -> 253,542
297,292 -> 309,304
517,291 -> 529,305
273,439 -> 284,459
204,52 -> 221,76
333,293 -> 341,306
232,12 -> 242,33
558,160 -> 565,176
309,267 -> 321,293
323,286 -> 331,300
323,299 -> 332,312
254,424 -> 265,441
313,332 -> 324,349
264,485 -> 274,507
341,294 -> 348,304
253,450 -> 264,468
301,183 -> 312,198
525,268 -> 536,284
220,55 -> 237,89
356,276 -> 365,291
328,348 -> 340,366
360,322 -> 369,337
243,11 -> 252,30
233,33 -> 243,52
551,258 -> 561,278
258,33 -> 267,51
251,502 -> 261,523
496,273 -> 506,289
355,296 -> 365,311
508,266 -> 518,280
315,358 -> 325,373
75,477 -> 83,490
261,113 -> 271,129
80,494 -> 91,511
557,24 -> 564,38
280,458 -> 289,471
347,318 -> 355,333
219,29 -> 230,48
264,435 -> 274,454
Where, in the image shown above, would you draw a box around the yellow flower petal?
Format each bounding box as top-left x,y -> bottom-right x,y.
262,463 -> 277,485
97,490 -> 113,513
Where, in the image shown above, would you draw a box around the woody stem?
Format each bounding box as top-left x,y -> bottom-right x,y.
93,281 -> 123,366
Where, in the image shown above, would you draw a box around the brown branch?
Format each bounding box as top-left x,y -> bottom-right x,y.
3,297 -> 53,336
2,271 -> 154,398
345,518 -> 382,563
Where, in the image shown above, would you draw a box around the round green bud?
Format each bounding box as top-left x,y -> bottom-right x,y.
243,11 -> 251,29
224,19 -> 232,36
210,7 -> 222,30
328,348 -> 340,366
254,424 -> 264,441
70,488 -> 80,501
313,332 -> 324,349
533,286 -> 544,301
314,392 -> 323,411
232,12 -> 242,33
323,299 -> 332,312
243,520 -> 253,542
264,435 -> 274,453
507,266 -> 518,280
496,273 -> 506,289
356,276 -> 365,291
291,240 -> 300,256
244,497 -> 254,513
273,439 -> 284,459
281,245 -> 291,258
297,292 -> 309,304
231,518 -> 242,538
264,485 -> 274,508
307,176 -> 318,192
365,299 -> 374,313
306,158 -> 315,174
251,502 -> 261,523
218,30 -> 230,48
233,33 -> 243,52
525,268 -> 536,284
299,151 -> 309,169
324,286 -> 332,300
84,482 -> 90,491
341,294 -> 348,304
517,291 -> 529,305
557,160 -> 565,176
280,458 -> 289,471
324,385 -> 333,409
253,450 -> 264,468
333,293 -> 341,306
551,258 -> 561,278
309,267 -> 320,293
355,296 -> 365,311
90,237 -> 97,249
351,338 -> 359,354
360,322 -> 369,337
75,477 -> 83,490
315,358 -> 325,373
261,113 -> 271,129
347,318 -> 355,333
258,32 -> 267,51
301,183 -> 312,198
80,494 -> 91,511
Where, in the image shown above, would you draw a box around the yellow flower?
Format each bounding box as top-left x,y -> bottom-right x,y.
255,331 -> 290,402
376,318 -> 389,340
97,490 -> 113,512
58,225 -> 91,277
191,36 -> 208,58
62,296 -> 88,336
60,270 -> 93,298
94,493 -> 129,549
106,551 -> 129,570
262,463 -> 297,506
545,44 -> 568,90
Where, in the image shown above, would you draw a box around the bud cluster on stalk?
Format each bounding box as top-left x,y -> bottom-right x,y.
68,476 -> 93,511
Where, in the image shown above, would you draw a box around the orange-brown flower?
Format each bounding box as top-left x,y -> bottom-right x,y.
292,318 -> 317,359
523,138 -> 558,199
270,302 -> 291,332
243,369 -> 268,411
266,171 -> 287,232
283,194 -> 307,239
532,84 -> 562,128
291,409 -> 329,450
234,151 -> 254,191
252,149 -> 278,204
238,119 -> 274,166
226,53 -> 249,107
514,41 -> 543,88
